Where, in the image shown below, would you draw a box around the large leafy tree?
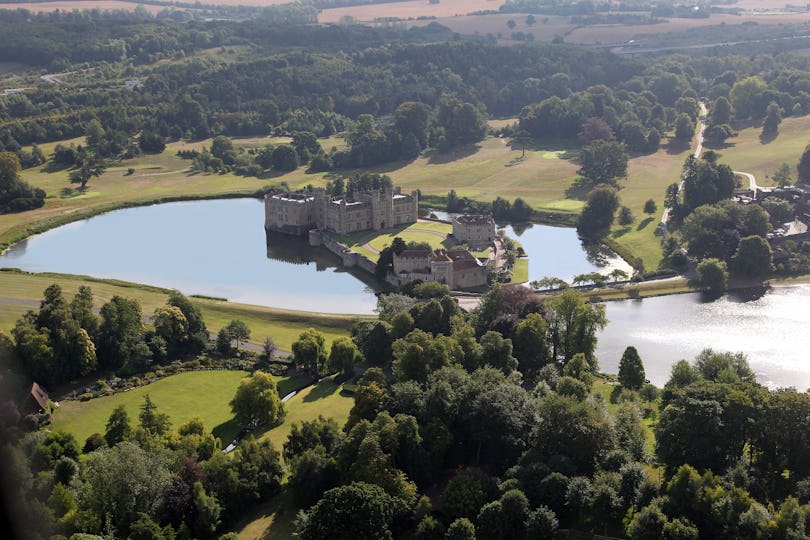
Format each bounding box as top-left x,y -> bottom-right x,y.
544,288 -> 607,366
97,296 -> 148,370
731,235 -> 773,277
576,140 -> 628,187
577,185 -> 620,239
230,371 -> 284,427
295,482 -> 404,540
292,328 -> 327,375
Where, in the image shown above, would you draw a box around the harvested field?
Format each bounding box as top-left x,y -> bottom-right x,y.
0,1 -> 167,13
319,0 -> 505,24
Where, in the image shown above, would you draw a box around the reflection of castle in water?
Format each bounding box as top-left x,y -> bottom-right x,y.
264,230 -> 384,292
264,230 -> 336,271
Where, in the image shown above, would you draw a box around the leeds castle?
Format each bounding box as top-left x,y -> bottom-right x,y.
264,186 -> 418,236
264,186 -> 490,290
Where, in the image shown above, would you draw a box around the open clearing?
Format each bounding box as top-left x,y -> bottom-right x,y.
712,115 -> 810,187
0,270 -> 364,350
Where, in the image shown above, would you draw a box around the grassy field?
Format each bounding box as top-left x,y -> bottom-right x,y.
258,377 -> 353,452
51,370 -> 287,445
714,115 -> 810,187
0,270 -> 365,351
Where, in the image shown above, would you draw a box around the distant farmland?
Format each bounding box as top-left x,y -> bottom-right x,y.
318,0 -> 505,23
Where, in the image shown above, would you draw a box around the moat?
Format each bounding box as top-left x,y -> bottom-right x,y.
2,198 -> 810,389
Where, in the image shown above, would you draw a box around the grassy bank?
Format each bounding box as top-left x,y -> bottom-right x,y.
0,270 -> 366,350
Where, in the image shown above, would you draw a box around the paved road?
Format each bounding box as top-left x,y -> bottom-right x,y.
660,101 -> 707,235
734,170 -> 759,198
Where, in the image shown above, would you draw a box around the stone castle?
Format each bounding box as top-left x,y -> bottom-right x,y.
264,186 -> 418,236
264,186 -> 489,290
393,248 -> 489,291
452,214 -> 496,249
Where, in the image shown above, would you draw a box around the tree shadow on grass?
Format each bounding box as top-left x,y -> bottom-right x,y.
665,139 -> 692,155
302,379 -> 339,403
636,217 -> 653,231
610,226 -> 631,239
427,143 -> 481,165
759,130 -> 778,145
212,417 -> 241,445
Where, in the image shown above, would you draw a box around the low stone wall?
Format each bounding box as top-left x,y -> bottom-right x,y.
314,230 -> 379,274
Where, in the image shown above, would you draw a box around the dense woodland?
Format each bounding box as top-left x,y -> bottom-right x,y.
5,282 -> 810,540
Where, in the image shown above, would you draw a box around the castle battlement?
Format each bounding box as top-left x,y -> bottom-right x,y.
265,186 -> 418,236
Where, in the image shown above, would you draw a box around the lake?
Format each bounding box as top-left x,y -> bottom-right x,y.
596,285 -> 810,390
3,198 -> 808,389
425,209 -> 633,283
0,198 -> 380,314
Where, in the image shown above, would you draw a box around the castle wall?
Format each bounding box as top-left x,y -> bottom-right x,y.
264,193 -> 316,235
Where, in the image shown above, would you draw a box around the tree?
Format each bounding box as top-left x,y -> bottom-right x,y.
730,76 -> 766,119
618,346 -> 646,390
643,199 -> 657,215
81,442 -> 174,535
577,185 -> 619,239
797,144 -> 810,184
104,405 -> 132,446
577,140 -> 628,187
69,150 -> 106,188
328,336 -> 360,378
226,320 -> 251,351
618,206 -> 634,225
731,235 -> 773,277
152,304 -> 189,353
762,101 -> 782,135
694,258 -> 728,295
512,313 -> 549,375
445,518 -> 476,540
773,162 -> 794,187
545,288 -> 607,366
710,96 -> 733,126
506,19 -> 516,30
191,481 -> 221,537
97,296 -> 146,370
230,371 -> 284,427
578,117 -> 616,144
674,113 -> 695,142
69,285 -> 99,338
292,328 -> 327,375
271,144 -> 299,171
210,135 -> 237,165
139,394 -> 171,436
138,130 -> 166,154
295,482 -> 403,540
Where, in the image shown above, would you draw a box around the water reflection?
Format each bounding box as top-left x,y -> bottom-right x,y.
596,285 -> 810,390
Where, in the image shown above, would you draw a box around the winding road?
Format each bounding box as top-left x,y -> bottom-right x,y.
659,101 -> 707,235
734,170 -> 759,198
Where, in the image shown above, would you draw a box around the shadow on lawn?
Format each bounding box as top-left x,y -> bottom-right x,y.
636,217 -> 653,231
302,378 -> 340,403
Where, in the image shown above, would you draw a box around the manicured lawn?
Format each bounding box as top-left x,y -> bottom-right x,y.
51,370 -> 280,445
258,377 -> 353,454
714,114 -> 810,186
510,258 -> 529,284
0,270 -> 365,351
337,221 -> 453,262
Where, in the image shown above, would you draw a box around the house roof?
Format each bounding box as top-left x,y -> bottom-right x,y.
455,214 -> 494,225
29,382 -> 49,411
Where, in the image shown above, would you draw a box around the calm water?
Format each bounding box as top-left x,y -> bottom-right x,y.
596,285 -> 810,390
426,210 -> 632,282
503,223 -> 633,283
0,199 -> 380,314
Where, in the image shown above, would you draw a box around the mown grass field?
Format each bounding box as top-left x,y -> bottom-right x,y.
52,370 -> 261,445
0,270 -> 364,351
714,115 -> 810,187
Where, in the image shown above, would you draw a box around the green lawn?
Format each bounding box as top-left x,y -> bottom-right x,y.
510,258 -> 529,284
715,114 -> 810,186
258,377 -> 354,452
50,370 -> 299,445
0,270 -> 366,351
337,221 -> 454,262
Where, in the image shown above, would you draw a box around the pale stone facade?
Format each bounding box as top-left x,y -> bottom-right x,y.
264,186 -> 418,236
393,248 -> 488,291
452,214 -> 497,249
